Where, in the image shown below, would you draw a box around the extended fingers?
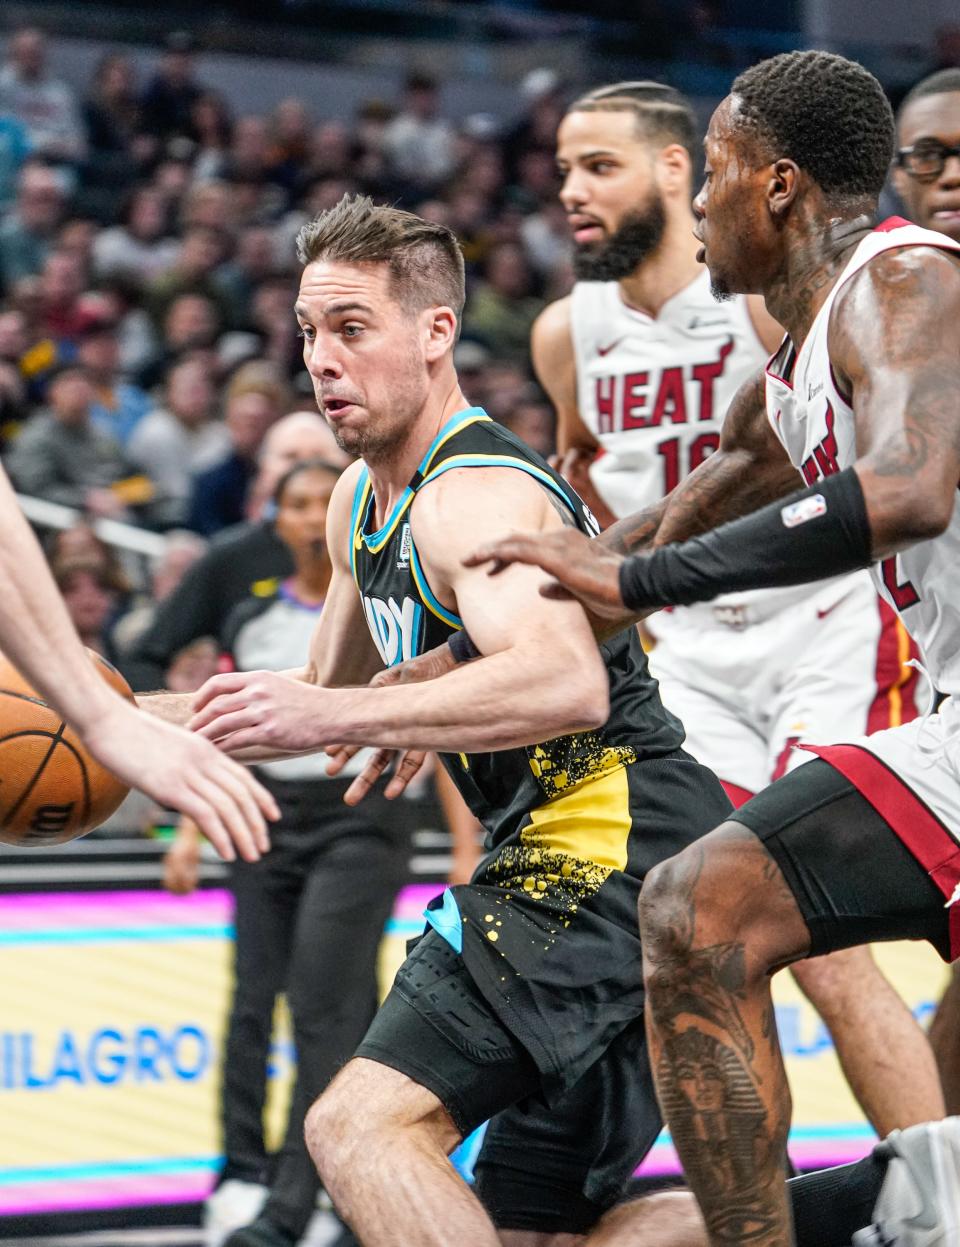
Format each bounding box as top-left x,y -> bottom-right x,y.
384,750 -> 427,798
343,748 -> 393,806
463,533 -> 553,572
191,671 -> 251,713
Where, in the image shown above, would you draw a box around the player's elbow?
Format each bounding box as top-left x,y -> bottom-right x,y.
863,467 -> 955,547
885,483 -> 953,545
553,663 -> 609,734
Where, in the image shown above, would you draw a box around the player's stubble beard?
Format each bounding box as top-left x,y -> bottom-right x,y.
327,343 -> 429,467
572,189 -> 667,281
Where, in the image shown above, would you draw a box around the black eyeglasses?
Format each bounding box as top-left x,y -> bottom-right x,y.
896,139 -> 960,181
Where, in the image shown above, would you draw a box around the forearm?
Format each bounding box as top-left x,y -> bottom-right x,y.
318,646 -> 608,753
137,689 -> 193,726
619,468 -> 873,612
600,451 -> 797,558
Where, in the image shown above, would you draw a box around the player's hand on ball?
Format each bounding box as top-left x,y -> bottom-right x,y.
464,529 -> 632,626
82,701 -> 277,863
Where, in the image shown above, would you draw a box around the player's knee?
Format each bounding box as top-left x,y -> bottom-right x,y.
305,1075 -> 357,1188
639,840 -> 736,946
305,1059 -> 387,1189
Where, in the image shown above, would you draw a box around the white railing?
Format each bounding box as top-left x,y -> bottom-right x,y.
16,493 -> 167,560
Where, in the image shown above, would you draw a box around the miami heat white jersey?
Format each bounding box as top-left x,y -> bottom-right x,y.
766,218 -> 960,695
571,270 -> 765,518
571,269 -> 815,619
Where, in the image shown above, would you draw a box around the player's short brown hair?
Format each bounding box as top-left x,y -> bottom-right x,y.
296,194 -> 466,325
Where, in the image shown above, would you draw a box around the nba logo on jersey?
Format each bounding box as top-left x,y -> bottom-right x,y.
362,594 -> 423,666
397,523 -> 412,569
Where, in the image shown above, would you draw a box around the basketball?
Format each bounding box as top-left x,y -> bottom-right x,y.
0,649 -> 133,847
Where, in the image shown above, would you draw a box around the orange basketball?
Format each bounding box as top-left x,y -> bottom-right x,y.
0,649 -> 133,846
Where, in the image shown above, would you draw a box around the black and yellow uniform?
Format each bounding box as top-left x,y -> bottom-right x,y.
353,407 -> 731,1232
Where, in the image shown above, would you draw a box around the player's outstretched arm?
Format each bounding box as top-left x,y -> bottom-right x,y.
465,368 -> 798,628
189,466 -> 610,756
0,467 -> 278,860
478,246 -> 960,621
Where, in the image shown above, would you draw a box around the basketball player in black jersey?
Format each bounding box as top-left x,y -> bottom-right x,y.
188,193 -> 733,1245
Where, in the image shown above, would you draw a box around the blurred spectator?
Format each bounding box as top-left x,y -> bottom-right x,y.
502,66 -> 565,181
382,72 -> 456,190
521,195 -> 571,280
0,161 -> 67,286
0,27 -> 86,167
224,115 -> 271,185
181,178 -> 237,232
245,408 -> 348,521
6,362 -> 131,516
217,225 -> 282,328
80,52 -> 151,218
0,112 -> 31,212
140,30 -> 205,145
57,216 -> 98,268
92,186 -> 178,284
462,241 -> 545,364
51,554 -> 126,661
38,247 -> 86,339
127,354 -> 228,527
186,363 -> 288,535
75,300 -> 152,446
147,223 -> 231,326
46,516 -> 129,575
112,527 -> 208,655
500,392 -> 555,458
191,91 -> 234,182
82,53 -> 144,162
267,97 -> 311,189
122,409 -> 345,691
137,290 -> 222,390
0,307 -> 30,435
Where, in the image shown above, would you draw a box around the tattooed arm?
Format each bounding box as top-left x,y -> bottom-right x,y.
832,245 -> 960,554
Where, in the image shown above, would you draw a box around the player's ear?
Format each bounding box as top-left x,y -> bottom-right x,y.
656,142 -> 692,198
423,306 -> 458,361
767,158 -> 801,220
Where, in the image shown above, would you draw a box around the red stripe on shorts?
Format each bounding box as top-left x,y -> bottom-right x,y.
801,742 -> 960,959
720,780 -> 755,810
867,599 -> 921,733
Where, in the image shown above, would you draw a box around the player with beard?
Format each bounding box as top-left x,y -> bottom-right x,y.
532,79 -> 943,1142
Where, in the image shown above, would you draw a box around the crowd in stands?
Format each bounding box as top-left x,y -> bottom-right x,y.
0,31 -> 560,501
0,23 -> 567,684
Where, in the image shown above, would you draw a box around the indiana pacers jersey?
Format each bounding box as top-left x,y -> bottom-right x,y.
349,406 -> 685,848
766,218 -> 960,695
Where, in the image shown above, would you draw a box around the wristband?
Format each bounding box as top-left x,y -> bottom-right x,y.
448,629 -> 481,663
619,467 -> 873,612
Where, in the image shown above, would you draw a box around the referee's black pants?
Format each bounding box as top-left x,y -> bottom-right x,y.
220,776 -> 409,1238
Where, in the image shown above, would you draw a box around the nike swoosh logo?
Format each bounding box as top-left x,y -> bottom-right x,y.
817,602 -> 841,619
688,316 -> 728,329
597,338 -> 623,356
